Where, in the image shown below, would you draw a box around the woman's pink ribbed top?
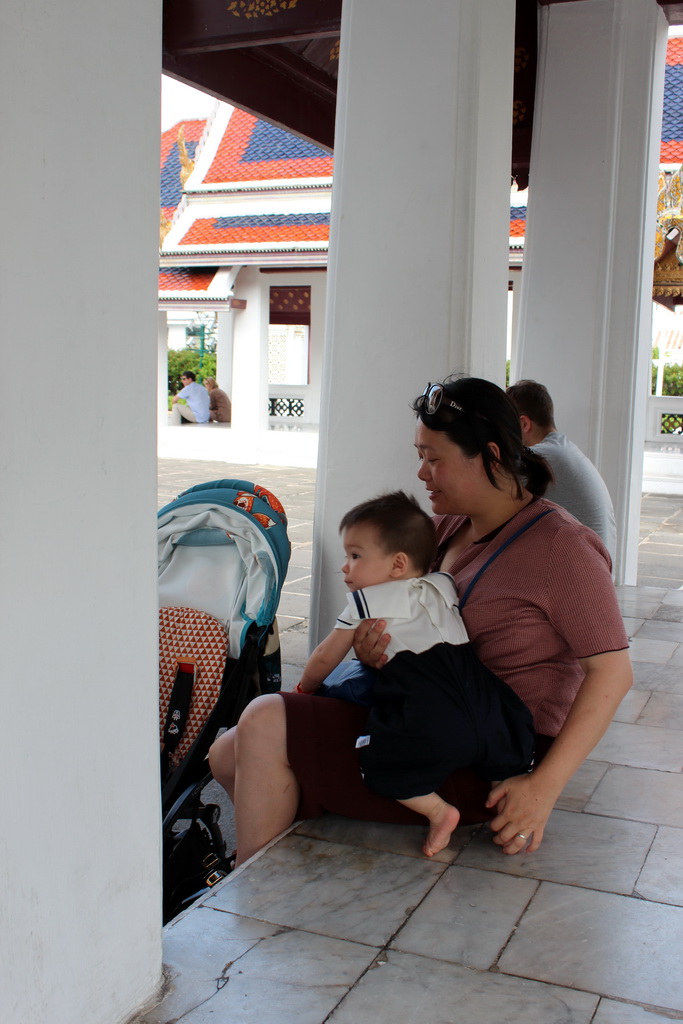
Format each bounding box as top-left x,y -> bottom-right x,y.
433,498 -> 629,737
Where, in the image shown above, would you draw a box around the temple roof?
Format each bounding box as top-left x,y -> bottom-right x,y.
159,37 -> 683,300
663,38 -> 683,164
201,107 -> 333,184
159,104 -> 332,274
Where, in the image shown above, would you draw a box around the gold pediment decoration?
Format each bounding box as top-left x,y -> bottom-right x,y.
653,245 -> 683,296
653,168 -> 683,303
655,168 -> 683,261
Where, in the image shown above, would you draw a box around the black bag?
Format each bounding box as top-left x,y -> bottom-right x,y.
163,802 -> 233,923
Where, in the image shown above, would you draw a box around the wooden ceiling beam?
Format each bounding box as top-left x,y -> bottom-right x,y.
164,0 -> 342,56
658,2 -> 683,25
163,45 -> 336,150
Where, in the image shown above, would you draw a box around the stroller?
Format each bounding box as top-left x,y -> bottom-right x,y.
157,479 -> 290,922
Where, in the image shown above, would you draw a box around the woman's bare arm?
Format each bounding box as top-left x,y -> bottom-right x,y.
486,647 -> 633,854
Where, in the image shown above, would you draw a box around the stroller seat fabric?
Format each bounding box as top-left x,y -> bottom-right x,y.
159,606 -> 230,773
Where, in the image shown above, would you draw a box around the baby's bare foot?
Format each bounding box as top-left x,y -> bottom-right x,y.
423,802 -> 460,857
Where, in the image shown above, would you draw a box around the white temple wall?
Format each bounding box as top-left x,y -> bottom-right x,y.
159,311 -> 170,432
308,271 -> 327,424
260,268 -> 327,426
0,2 -> 163,1021
230,266 -> 270,455
216,309 -> 235,401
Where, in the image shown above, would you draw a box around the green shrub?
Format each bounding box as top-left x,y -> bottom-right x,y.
651,347 -> 683,395
168,347 -> 217,395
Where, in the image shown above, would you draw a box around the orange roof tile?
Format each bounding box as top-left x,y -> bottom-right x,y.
159,268 -> 216,291
202,108 -> 333,184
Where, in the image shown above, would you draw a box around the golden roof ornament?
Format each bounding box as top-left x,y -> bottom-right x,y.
177,127 -> 195,189
160,209 -> 172,247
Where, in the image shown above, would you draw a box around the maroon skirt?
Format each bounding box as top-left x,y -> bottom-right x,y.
282,691 -> 553,827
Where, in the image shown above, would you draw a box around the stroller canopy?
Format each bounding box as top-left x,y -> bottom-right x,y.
158,479 -> 290,655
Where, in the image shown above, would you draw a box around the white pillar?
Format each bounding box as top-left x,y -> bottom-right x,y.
0,3 -> 162,1021
230,266 -> 269,455
216,309 -> 234,401
508,269 -> 522,369
158,310 -> 169,431
308,272 -> 327,425
513,0 -> 667,584
311,0 -> 515,642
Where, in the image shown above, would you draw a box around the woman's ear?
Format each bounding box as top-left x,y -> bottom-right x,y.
487,441 -> 501,464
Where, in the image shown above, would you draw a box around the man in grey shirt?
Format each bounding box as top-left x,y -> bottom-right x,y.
507,380 -> 617,564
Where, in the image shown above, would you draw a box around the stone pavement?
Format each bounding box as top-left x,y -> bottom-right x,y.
638,491 -> 683,588
140,460 -> 683,1024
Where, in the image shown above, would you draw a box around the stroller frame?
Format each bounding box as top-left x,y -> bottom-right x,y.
158,479 -> 290,921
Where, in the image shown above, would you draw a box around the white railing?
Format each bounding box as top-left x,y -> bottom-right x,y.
646,395 -> 683,443
268,385 -> 316,428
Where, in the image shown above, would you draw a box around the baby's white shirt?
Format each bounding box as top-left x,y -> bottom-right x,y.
334,572 -> 469,662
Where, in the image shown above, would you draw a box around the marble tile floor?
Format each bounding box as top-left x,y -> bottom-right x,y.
142,463 -> 683,1023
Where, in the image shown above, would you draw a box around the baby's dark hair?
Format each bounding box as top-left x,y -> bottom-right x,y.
339,491 -> 437,575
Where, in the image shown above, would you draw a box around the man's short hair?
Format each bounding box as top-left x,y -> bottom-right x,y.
181,370 -> 196,382
339,491 -> 436,575
507,379 -> 556,430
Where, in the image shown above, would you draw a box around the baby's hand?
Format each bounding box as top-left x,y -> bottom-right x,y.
353,619 -> 390,668
294,680 -> 319,694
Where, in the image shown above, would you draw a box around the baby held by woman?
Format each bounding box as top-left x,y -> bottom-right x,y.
296,491 -> 535,857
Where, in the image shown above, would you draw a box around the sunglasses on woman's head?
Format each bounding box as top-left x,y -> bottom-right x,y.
421,383 -> 464,415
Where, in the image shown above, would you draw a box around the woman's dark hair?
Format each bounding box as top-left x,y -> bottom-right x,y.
412,375 -> 553,499
339,491 -> 437,575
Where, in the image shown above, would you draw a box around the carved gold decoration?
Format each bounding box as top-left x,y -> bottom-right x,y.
512,100 -> 527,126
228,0 -> 299,18
329,39 -> 339,63
514,47 -> 529,73
655,167 -> 683,262
177,127 -> 195,189
653,246 -> 683,296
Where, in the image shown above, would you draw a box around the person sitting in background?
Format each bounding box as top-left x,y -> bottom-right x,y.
507,379 -> 617,564
171,371 -> 210,425
203,377 -> 232,424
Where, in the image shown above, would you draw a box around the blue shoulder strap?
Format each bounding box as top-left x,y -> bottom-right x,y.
458,508 -> 554,610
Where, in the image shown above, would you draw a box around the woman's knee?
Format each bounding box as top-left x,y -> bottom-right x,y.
236,693 -> 287,754
208,727 -> 235,782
